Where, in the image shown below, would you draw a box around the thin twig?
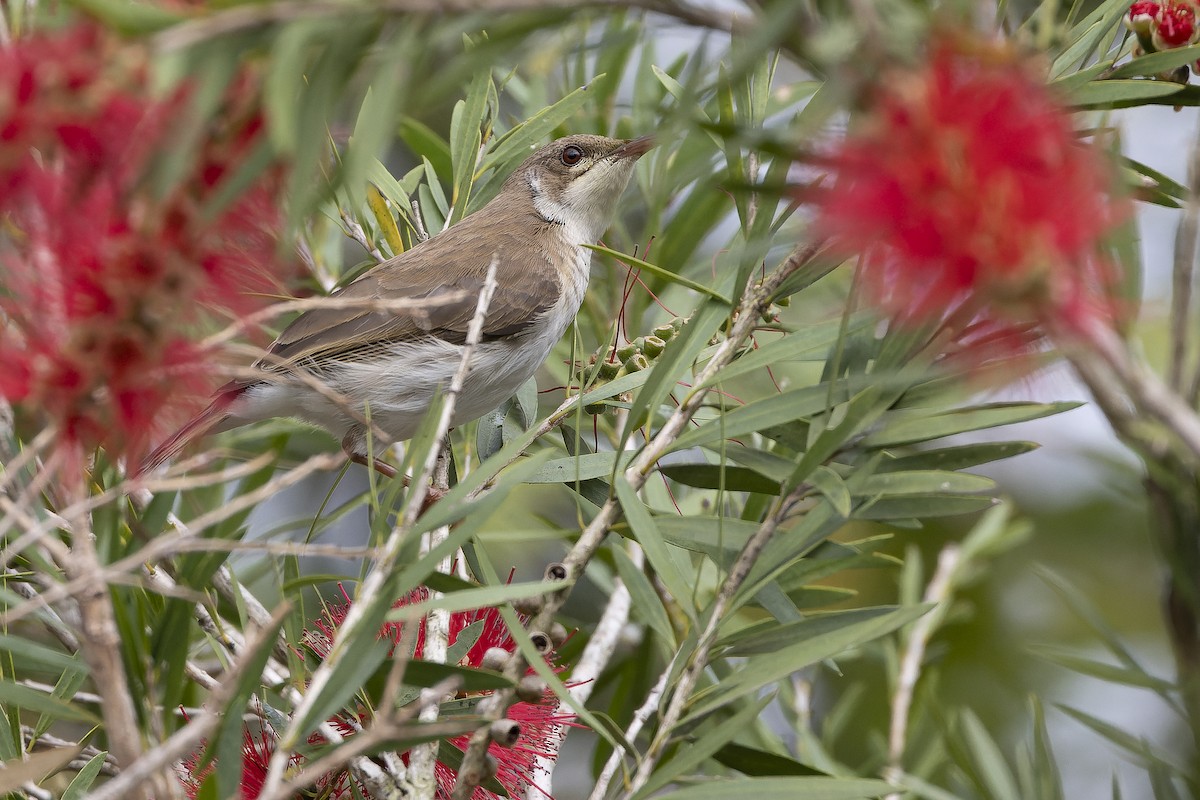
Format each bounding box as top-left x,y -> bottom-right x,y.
411,199 -> 430,243
590,671 -> 669,800
341,208 -> 387,263
408,439 -> 456,799
883,546 -> 961,798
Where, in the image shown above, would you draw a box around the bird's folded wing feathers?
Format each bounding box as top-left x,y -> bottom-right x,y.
259,231 -> 555,372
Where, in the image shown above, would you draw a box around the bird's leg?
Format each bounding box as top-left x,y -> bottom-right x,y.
342,430 -> 402,480
348,451 -> 401,480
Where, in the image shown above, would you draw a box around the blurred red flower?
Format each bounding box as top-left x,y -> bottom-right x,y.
812,40 -> 1126,348
0,24 -> 291,469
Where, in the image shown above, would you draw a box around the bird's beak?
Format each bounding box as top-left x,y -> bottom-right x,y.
614,135 -> 656,159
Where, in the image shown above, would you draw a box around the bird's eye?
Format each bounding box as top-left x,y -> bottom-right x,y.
560,145 -> 584,166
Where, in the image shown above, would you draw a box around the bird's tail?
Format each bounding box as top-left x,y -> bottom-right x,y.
138,391 -> 239,476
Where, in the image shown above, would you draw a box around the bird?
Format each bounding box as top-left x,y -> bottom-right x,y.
142,133 -> 653,476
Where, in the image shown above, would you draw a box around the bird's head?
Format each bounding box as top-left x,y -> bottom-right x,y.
505,134 -> 654,243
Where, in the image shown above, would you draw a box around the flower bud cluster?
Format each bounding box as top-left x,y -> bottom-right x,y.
1124,1 -> 1200,83
576,317 -> 687,414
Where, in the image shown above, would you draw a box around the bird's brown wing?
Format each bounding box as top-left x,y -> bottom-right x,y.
259,221 -> 558,373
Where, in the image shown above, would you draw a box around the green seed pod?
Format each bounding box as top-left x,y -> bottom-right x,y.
616,342 -> 637,362
642,334 -> 666,358
583,401 -> 607,415
598,358 -> 621,380
625,353 -> 650,373
653,323 -> 675,341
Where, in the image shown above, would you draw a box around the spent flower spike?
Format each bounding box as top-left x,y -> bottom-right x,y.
812,39 -> 1126,351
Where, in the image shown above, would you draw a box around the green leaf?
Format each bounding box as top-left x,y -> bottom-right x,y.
1050,0 -> 1132,79
959,709 -> 1021,800
698,316 -> 873,388
1030,646 -> 1177,693
286,635 -> 392,751
659,463 -> 782,494
399,118 -> 453,184
861,470 -> 996,496
67,0 -> 182,33
265,20 -> 324,155
0,682 -> 97,723
1057,704 -> 1193,773
655,516 -> 759,558
472,79 -> 603,208
808,465 -> 852,518
514,377 -> 538,429
586,245 -> 731,303
888,773 -> 966,800
653,777 -> 892,800
1068,79 -> 1185,108
612,544 -> 676,649
1106,45 -> 1200,79
878,442 -> 1038,473
721,605 -> 926,656
713,743 -> 825,777
401,661 -> 513,692
863,403 -> 1080,448
523,452 -> 625,483
856,495 -> 997,520
448,68 -> 491,223
671,379 -> 860,453
62,750 -> 109,800
615,476 -> 696,623
0,633 -> 86,676
687,605 -> 929,719
475,407 -> 505,462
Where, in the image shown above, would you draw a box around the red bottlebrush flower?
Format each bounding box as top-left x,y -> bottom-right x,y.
0,24 -> 293,469
304,586 -> 574,800
178,720 -> 354,800
811,40 -> 1126,346
179,587 -> 573,800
